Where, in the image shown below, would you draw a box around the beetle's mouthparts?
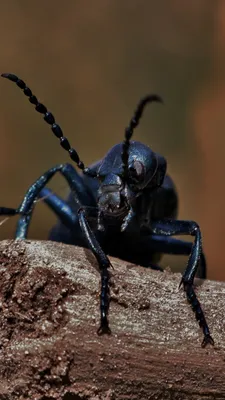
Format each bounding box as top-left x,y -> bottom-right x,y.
98,190 -> 128,216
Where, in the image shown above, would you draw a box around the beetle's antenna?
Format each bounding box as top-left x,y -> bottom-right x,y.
1,73 -> 97,178
121,95 -> 163,177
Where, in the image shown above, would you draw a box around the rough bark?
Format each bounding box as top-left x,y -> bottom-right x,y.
0,239 -> 224,400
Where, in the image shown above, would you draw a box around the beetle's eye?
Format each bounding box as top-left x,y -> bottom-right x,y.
129,160 -> 145,183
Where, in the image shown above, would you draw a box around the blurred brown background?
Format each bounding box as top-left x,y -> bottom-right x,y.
0,1 -> 223,280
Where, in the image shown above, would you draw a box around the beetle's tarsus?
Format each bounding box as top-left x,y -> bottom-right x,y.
201,334 -> 214,348
97,320 -> 111,336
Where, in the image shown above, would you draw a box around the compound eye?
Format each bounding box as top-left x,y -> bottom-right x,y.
129,160 -> 145,183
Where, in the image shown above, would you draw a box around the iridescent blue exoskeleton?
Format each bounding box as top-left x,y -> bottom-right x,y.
0,73 -> 214,347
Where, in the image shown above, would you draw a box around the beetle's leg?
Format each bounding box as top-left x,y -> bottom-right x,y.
13,164 -> 110,334
78,207 -> 111,335
147,235 -> 206,279
15,163 -> 94,239
39,188 -> 79,229
41,189 -> 99,246
0,207 -> 19,230
48,202 -> 111,334
151,220 -> 214,348
0,207 -> 18,216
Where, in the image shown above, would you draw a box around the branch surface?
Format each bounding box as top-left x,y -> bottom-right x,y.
0,239 -> 224,400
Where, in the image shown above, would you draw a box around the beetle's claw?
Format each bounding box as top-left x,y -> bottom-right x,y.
97,319 -> 111,335
201,334 -> 214,348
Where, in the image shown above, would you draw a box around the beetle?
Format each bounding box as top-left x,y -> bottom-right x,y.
0,73 -> 214,347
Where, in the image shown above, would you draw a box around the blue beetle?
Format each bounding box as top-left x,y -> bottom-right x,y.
0,73 -> 214,347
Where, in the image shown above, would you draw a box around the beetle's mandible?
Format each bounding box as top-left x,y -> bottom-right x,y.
0,73 -> 214,347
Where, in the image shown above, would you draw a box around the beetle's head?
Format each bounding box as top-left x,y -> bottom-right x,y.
95,141 -> 166,222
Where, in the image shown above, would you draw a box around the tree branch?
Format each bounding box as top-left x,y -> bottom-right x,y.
0,239 -> 224,399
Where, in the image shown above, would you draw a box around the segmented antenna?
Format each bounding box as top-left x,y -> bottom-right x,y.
122,95 -> 163,177
1,73 -> 96,177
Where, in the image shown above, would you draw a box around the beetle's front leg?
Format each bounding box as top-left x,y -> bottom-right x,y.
9,163 -> 93,240
146,235 -> 207,279
78,207 -> 112,335
151,219 -> 214,348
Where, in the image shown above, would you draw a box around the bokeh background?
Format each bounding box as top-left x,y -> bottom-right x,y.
0,1 -> 224,280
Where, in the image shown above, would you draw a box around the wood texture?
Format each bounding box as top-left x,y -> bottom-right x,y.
0,239 -> 224,399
